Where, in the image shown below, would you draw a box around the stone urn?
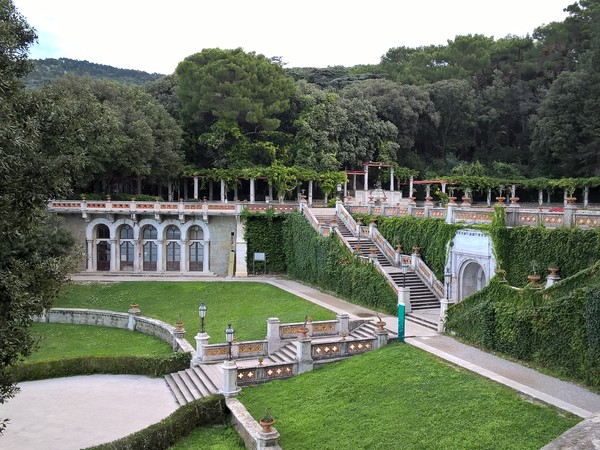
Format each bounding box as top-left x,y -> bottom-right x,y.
527,275 -> 541,286
496,196 -> 506,204
375,321 -> 386,331
412,245 -> 420,255
510,197 -> 520,204
297,326 -> 309,339
448,196 -> 457,205
548,267 -> 560,277
566,197 -> 577,205
259,418 -> 276,433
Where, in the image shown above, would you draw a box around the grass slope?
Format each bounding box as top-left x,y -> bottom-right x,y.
54,281 -> 335,344
238,344 -> 579,450
28,322 -> 173,362
169,424 -> 245,449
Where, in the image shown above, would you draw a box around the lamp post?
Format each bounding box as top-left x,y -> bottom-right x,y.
439,266 -> 453,332
198,302 -> 207,334
444,266 -> 452,301
225,322 -> 235,360
336,183 -> 342,200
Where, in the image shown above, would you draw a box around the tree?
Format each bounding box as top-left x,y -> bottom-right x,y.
175,48 -> 296,167
0,0 -> 80,433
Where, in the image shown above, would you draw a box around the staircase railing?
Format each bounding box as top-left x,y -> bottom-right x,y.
302,202 -> 332,236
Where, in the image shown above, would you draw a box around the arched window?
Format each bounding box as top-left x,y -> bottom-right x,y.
142,225 -> 157,271
189,225 -> 204,272
166,225 -> 180,271
119,225 -> 134,271
96,225 -> 110,271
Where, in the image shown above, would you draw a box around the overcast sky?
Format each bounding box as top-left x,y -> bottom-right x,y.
13,0 -> 570,75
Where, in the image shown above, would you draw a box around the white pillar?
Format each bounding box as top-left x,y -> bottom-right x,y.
308,180 -> 313,206
220,179 -> 226,203
343,181 -> 348,200
193,176 -> 199,200
441,182 -> 447,193
133,238 -> 142,272
156,239 -> 164,271
168,183 -> 174,202
180,239 -> 188,272
511,184 -> 516,198
390,167 -> 395,191
584,186 -> 589,209
538,189 -> 544,207
268,184 -> 273,203
209,180 -> 213,201
219,360 -> 240,397
235,216 -> 248,277
487,188 -> 492,207
409,176 -> 414,199
295,337 -> 313,374
109,239 -> 117,272
250,178 -> 255,203
86,240 -> 94,271
364,165 -> 369,193
192,332 -> 210,365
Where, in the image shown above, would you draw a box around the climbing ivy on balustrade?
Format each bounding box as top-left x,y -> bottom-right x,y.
446,264 -> 600,388
242,208 -> 288,274
354,215 -> 463,281
282,212 -> 397,314
490,207 -> 600,287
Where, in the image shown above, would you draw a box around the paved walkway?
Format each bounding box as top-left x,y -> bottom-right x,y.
3,274 -> 600,448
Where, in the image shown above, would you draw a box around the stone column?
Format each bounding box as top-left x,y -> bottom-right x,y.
308,180 -> 313,207
250,177 -> 255,203
545,268 -> 561,288
268,184 -> 274,204
109,239 -> 117,272
563,203 -> 576,227
584,186 -> 589,209
374,327 -> 389,350
266,318 -> 282,353
156,239 -> 164,272
192,332 -> 210,365
446,198 -> 456,224
209,180 -> 213,201
408,176 -> 414,200
193,176 -> 199,200
438,298 -> 452,333
486,188 -> 492,207
180,239 -> 188,273
235,216 -> 248,277
257,429 -> 281,450
538,189 -> 544,207
295,337 -> 313,374
390,167 -> 395,191
220,179 -> 226,203
364,164 -> 369,195
86,240 -> 94,271
441,182 -> 447,193
219,359 -> 240,397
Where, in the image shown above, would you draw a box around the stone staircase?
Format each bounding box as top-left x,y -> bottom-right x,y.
164,322 -> 390,405
312,208 -> 440,330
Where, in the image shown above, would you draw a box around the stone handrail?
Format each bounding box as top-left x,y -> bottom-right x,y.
371,225 -> 397,265
415,259 -> 445,298
36,308 -> 195,354
301,203 -> 326,236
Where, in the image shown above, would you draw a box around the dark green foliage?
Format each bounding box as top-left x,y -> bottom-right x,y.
243,209 -> 287,273
9,353 -> 190,382
361,215 -> 462,280
86,395 -> 227,450
446,265 -> 600,388
24,58 -> 163,89
283,213 -> 397,314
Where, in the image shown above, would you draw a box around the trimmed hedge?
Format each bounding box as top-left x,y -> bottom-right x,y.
283,212 -> 397,314
85,394 -> 227,450
10,353 -> 191,382
446,264 -> 600,388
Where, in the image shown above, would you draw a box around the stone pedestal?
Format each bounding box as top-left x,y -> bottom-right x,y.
336,313 -> 349,335
127,305 -> 141,331
438,298 -> 453,332
295,338 -> 313,374
220,359 -> 240,397
374,329 -> 389,349
257,429 -> 281,449
192,332 -> 210,365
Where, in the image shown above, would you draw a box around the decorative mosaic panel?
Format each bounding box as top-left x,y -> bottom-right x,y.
264,365 -> 294,379
54,202 -> 81,208
237,368 -> 257,385
160,204 -> 177,210
347,341 -> 373,354
354,207 -> 369,214
208,205 -> 235,210
239,343 -> 265,354
454,212 -> 493,222
137,203 -> 154,209
280,325 -> 301,338
112,203 -> 129,209
518,213 -> 538,225
184,204 -> 203,210
575,216 -> 600,228
373,207 -> 382,215
542,214 -> 563,227
312,343 -> 341,359
87,202 -> 106,208
430,210 -> 445,218
204,346 -> 229,357
311,322 -> 336,334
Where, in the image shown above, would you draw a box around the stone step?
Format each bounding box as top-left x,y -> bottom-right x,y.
265,342 -> 296,365
406,313 -> 438,330
164,363 -> 223,406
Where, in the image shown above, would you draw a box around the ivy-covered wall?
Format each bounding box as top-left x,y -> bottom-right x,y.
243,209 -> 287,274
283,213 -> 397,314
446,265 -> 600,388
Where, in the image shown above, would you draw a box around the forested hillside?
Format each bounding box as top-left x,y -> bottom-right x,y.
24,58 -> 163,88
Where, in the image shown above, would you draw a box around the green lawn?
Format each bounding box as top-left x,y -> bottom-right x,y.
54,281 -> 336,344
238,343 -> 579,450
169,424 -> 245,449
28,322 -> 173,362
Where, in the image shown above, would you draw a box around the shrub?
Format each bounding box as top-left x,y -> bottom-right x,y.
86,395 -> 227,450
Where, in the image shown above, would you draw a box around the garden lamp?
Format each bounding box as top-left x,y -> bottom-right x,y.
198,302 -> 207,333
400,259 -> 408,288
225,322 -> 235,360
444,266 -> 452,300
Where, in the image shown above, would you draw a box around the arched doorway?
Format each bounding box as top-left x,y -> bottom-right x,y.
96,224 -> 111,271
460,261 -> 486,300
142,225 -> 158,271
165,225 -> 181,271
189,225 -> 204,272
118,225 -> 134,271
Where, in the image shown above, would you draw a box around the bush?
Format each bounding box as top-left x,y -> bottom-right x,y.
86,395 -> 227,450
10,352 -> 190,382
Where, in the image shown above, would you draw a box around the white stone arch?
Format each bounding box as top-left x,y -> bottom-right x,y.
160,219 -> 184,272
85,218 -> 116,272
181,219 -> 211,274
447,229 -> 497,302
138,219 -> 160,272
